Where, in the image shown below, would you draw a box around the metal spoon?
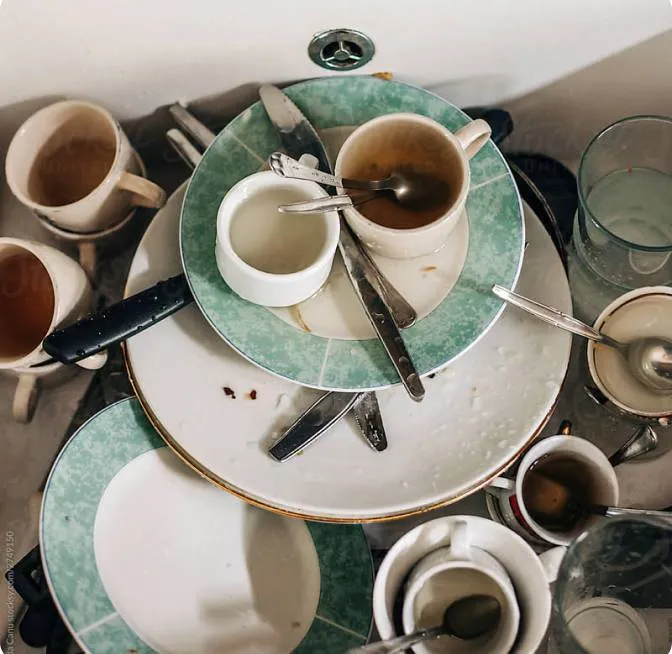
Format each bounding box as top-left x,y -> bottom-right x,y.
269,151 -> 450,212
278,192 -> 376,214
492,285 -> 672,392
347,594 -> 501,654
525,472 -> 672,530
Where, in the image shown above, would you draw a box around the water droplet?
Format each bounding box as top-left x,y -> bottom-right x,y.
485,450 -> 492,459
498,440 -> 508,448
400,480 -> 409,488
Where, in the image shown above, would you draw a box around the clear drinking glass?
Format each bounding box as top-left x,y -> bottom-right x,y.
568,116 -> 672,322
549,516 -> 672,654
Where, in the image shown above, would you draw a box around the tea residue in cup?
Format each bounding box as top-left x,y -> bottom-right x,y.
29,137 -> 116,206
522,454 -> 598,533
229,186 -> 327,274
341,120 -> 460,230
0,252 -> 54,359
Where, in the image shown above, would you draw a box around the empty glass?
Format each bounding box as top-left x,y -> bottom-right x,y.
568,116 -> 672,322
549,516 -> 672,654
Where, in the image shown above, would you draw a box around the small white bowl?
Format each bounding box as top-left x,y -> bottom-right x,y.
215,171 -> 340,307
587,286 -> 672,421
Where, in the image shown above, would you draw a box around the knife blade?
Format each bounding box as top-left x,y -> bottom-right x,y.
352,392 -> 388,452
269,392 -> 361,462
258,84 -> 424,402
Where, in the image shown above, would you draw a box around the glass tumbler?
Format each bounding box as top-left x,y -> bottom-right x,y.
568,116 -> 672,322
549,516 -> 672,654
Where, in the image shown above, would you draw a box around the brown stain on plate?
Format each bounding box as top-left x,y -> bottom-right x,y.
290,305 -> 312,332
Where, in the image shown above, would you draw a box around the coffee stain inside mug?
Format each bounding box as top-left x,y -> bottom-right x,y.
522,454 -> 598,533
29,134 -> 116,207
0,251 -> 55,359
341,119 -> 461,230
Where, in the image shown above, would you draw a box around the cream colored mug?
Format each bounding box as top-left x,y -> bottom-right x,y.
335,113 -> 491,259
0,238 -> 106,421
6,100 -> 165,233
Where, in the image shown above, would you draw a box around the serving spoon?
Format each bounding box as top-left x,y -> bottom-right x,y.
347,594 -> 501,654
269,151 -> 450,212
493,285 -> 672,392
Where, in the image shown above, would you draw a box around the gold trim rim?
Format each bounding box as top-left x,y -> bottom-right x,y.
123,343 -> 568,523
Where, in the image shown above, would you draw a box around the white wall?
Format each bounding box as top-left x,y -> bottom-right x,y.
0,0 -> 670,119
504,29 -> 672,169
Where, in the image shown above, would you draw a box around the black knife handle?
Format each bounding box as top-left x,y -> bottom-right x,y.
43,274 -> 193,364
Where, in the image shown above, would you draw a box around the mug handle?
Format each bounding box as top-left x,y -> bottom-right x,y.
13,374 -> 40,423
116,172 -> 166,209
450,520 -> 472,560
487,476 -> 515,491
538,546 -> 567,584
76,350 -> 108,370
454,118 -> 492,159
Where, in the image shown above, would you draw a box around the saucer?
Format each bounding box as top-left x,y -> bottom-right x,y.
124,185 -> 570,521
40,398 -> 373,653
180,77 -> 524,391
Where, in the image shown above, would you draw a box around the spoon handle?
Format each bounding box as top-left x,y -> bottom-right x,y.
278,194 -> 373,213
347,627 -> 444,654
269,152 -> 374,191
492,285 -> 615,345
602,506 -> 672,520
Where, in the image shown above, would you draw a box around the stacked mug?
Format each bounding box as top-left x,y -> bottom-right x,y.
1,100 -> 166,421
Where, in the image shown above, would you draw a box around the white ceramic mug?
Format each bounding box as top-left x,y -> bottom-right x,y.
401,520 -> 519,654
215,158 -> 340,307
6,100 -> 166,233
486,431 -> 619,546
587,286 -> 672,423
335,113 -> 491,259
373,516 -> 560,654
0,238 -> 107,420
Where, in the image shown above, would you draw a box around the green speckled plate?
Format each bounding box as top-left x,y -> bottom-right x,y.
180,77 -> 524,391
40,398 -> 373,653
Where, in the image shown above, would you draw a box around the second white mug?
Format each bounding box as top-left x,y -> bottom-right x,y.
401,520 -> 520,654
0,237 -> 106,372
6,100 -> 166,233
486,430 -> 619,546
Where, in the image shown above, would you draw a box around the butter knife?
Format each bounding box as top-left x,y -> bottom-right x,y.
269,392 -> 361,461
258,84 -> 424,402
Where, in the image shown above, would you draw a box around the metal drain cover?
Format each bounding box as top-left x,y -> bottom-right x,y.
308,29 -> 375,71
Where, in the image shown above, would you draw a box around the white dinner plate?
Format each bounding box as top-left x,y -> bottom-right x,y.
40,398 -> 373,653
124,185 -> 571,521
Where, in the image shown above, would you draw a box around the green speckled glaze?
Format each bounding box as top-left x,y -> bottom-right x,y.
41,399 -> 373,653
180,77 -> 524,390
